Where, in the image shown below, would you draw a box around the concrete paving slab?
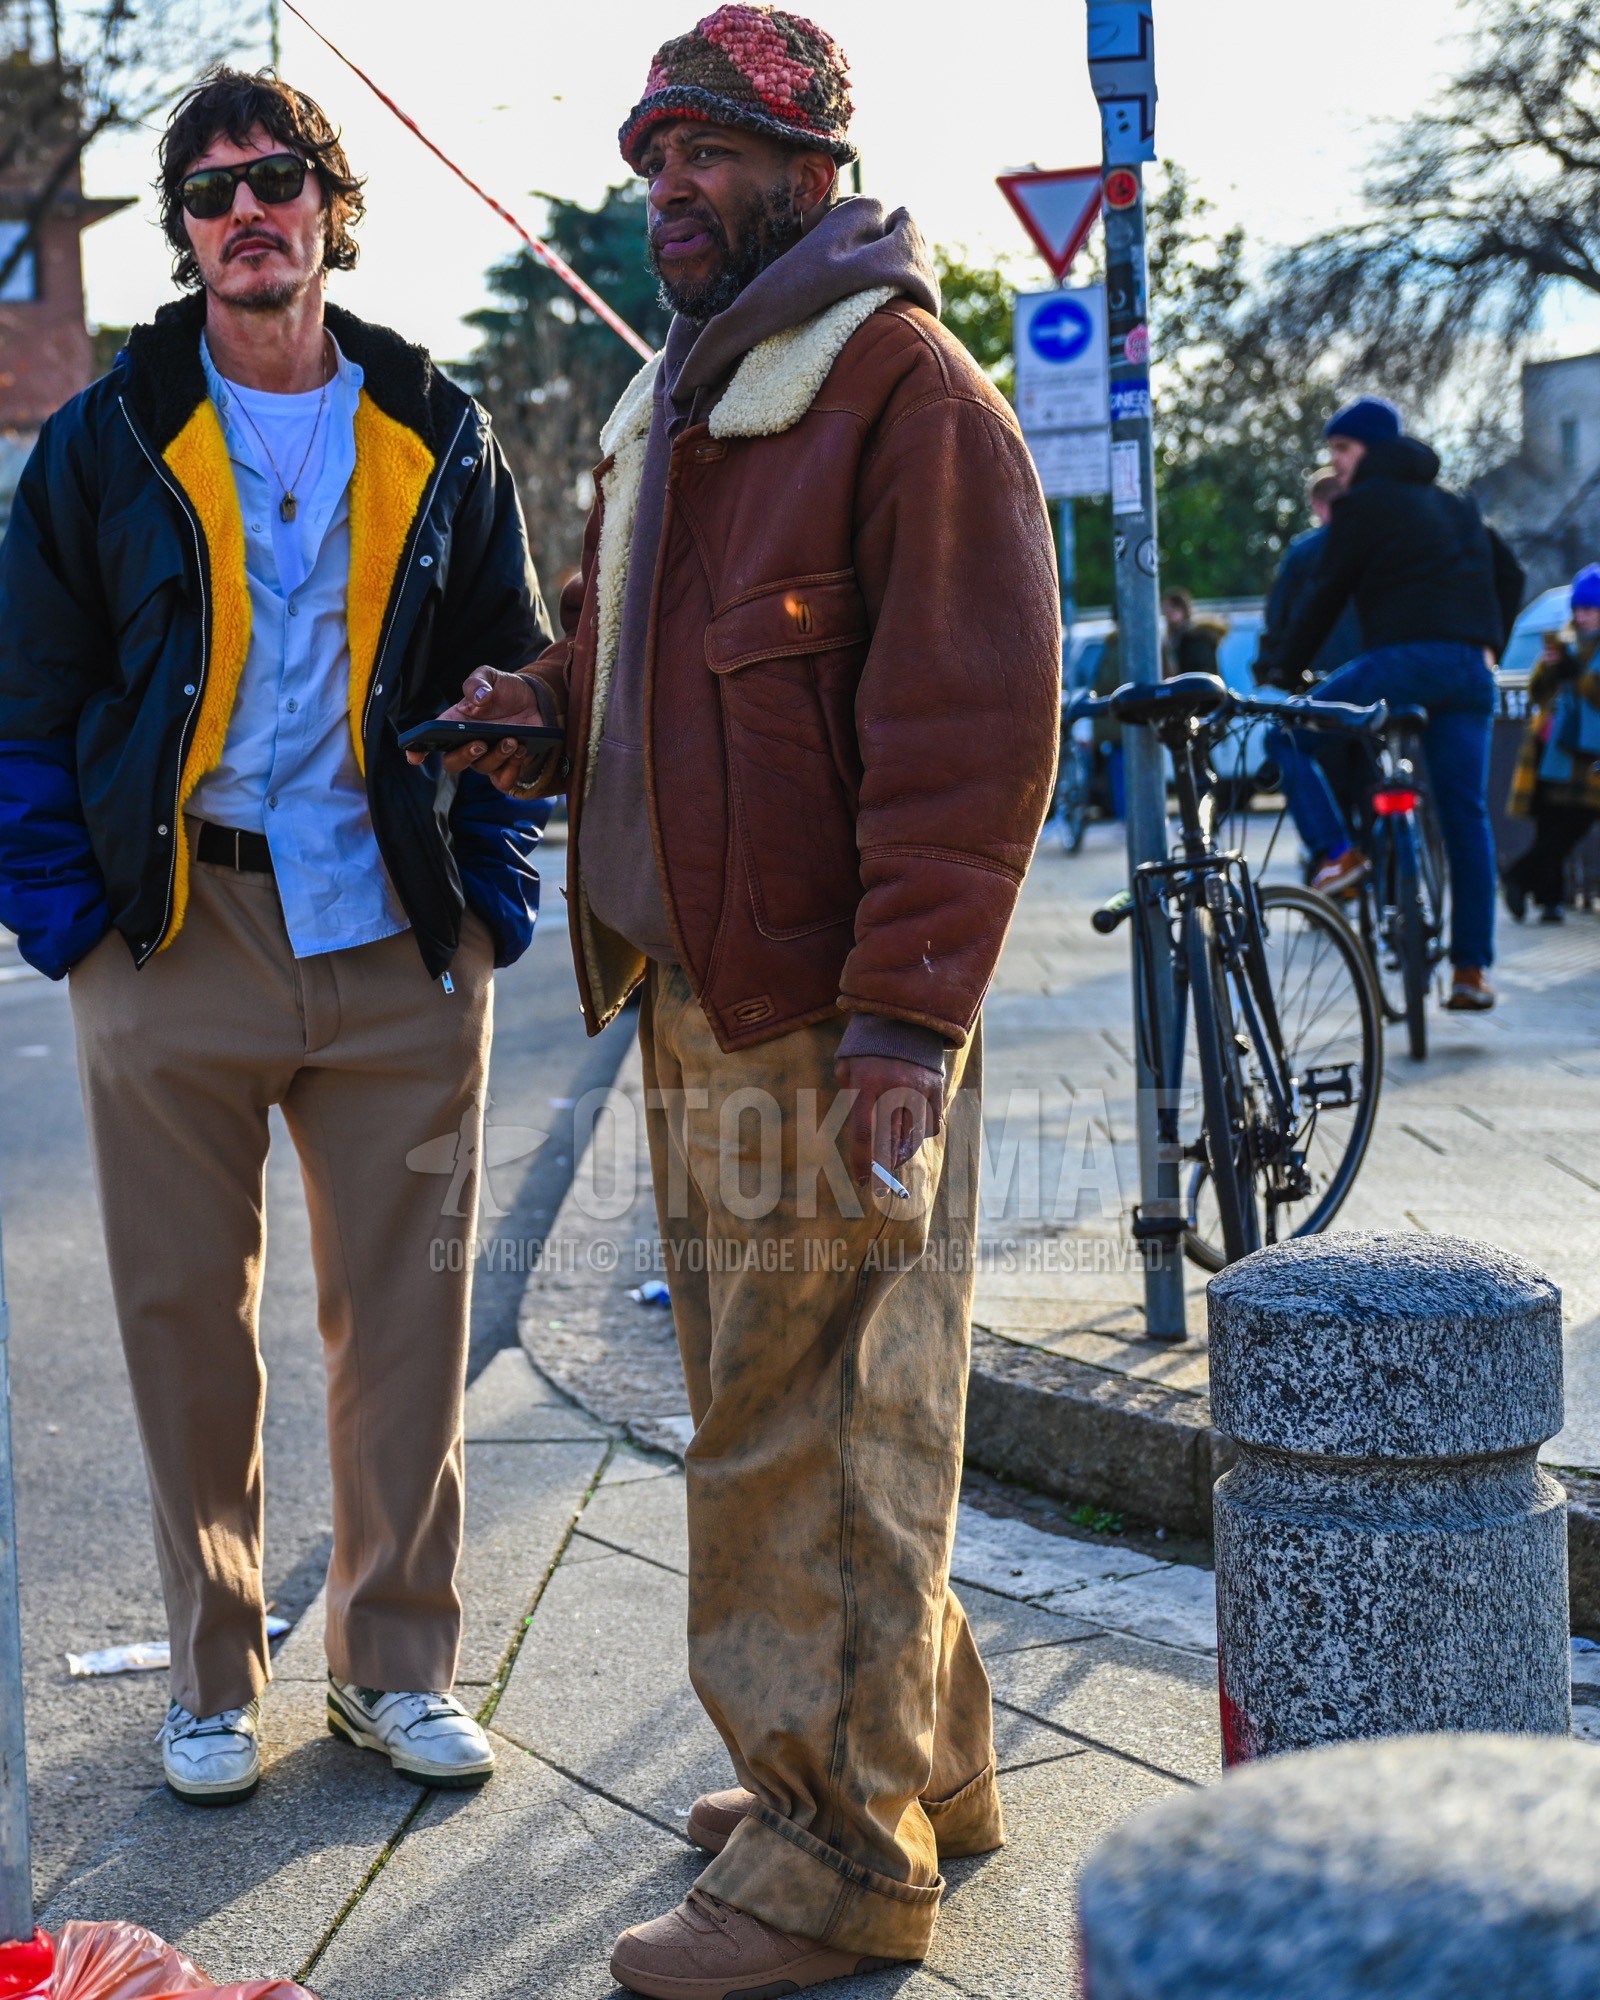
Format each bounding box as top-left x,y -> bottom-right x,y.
456,1440 -> 608,1683
959,1582 -> 1103,1655
573,1466 -> 690,1574
988,1630 -> 1223,1783
41,1681 -> 418,1985
1059,1564 -> 1217,1655
492,1550 -> 733,1828
464,1346 -> 609,1441
597,1444 -> 681,1487
937,1750 -> 1184,2000
305,1734 -> 702,2000
953,1502 -> 1167,1600
273,1437 -> 607,1687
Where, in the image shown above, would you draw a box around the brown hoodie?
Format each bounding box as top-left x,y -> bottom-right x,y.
578,196 -> 940,972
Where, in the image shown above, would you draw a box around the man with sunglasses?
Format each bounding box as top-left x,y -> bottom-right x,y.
0,68 -> 550,1803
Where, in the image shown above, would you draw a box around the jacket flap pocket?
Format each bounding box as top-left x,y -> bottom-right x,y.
705,575 -> 868,673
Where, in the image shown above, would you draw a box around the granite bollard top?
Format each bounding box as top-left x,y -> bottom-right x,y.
1079,1734 -> 1600,2000
1207,1231 -> 1563,1458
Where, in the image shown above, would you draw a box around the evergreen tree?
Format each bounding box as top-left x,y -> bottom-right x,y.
462,181 -> 670,581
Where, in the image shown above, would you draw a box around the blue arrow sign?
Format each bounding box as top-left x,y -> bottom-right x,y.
1028,297 -> 1095,365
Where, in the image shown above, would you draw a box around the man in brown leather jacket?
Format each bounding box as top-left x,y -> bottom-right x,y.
424,9 -> 1059,1992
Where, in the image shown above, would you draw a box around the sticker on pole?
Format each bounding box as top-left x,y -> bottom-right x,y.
1104,168 -> 1140,211
995,168 -> 1104,283
1111,439 -> 1144,515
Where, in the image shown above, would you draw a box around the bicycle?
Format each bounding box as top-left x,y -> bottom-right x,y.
1345,708 -> 1448,1061
1067,672 -> 1387,1270
1051,704 -> 1093,853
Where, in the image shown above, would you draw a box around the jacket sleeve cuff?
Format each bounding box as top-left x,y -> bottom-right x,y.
835,1012 -> 949,1073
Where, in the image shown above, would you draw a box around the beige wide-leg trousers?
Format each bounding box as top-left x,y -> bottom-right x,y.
639,965 -> 1001,1962
68,827 -> 493,1717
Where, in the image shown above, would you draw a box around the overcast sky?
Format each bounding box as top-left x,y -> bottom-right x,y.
80,0 -> 1600,362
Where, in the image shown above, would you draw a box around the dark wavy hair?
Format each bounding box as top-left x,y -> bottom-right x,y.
158,67 -> 366,291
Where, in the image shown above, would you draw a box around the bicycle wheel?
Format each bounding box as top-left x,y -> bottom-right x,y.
1053,738 -> 1090,853
1185,884 -> 1383,1272
1393,816 -> 1429,1060
1185,907 -> 1259,1266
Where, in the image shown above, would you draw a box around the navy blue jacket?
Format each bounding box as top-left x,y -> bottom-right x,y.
1271,438 -> 1525,688
1254,525 -> 1364,689
0,294 -> 551,979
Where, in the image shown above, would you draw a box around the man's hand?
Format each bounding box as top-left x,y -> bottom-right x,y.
835,1055 -> 945,1192
404,666 -> 557,793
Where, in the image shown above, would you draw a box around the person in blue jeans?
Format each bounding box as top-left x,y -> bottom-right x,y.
1265,398 -> 1525,1012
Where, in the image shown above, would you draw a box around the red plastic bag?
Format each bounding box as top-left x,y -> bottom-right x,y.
0,1924 -> 318,2000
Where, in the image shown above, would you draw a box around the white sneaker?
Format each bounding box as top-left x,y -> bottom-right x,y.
158,1697 -> 261,1804
326,1676 -> 496,1787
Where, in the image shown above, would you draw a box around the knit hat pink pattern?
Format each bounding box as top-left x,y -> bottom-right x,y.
620,4 -> 856,167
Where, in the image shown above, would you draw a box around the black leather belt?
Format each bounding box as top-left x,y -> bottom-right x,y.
196,822 -> 274,874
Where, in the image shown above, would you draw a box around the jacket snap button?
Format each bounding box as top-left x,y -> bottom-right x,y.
460,456 -> 474,468
157,824 -> 168,837
419,554 -> 434,568
183,684 -> 196,697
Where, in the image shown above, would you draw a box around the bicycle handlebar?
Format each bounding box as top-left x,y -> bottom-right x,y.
1064,675 -> 1388,741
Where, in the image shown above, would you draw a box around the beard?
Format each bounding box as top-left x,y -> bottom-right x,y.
649,180 -> 805,322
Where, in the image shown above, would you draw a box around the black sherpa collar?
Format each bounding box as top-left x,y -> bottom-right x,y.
120,291 -> 447,454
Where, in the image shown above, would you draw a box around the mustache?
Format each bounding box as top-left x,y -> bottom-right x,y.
223,228 -> 290,261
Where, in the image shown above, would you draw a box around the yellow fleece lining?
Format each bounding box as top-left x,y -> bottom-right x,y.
156,387 -> 433,952
160,401 -> 251,950
348,391 -> 435,775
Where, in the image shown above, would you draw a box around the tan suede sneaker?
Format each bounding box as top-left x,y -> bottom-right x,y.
686,1786 -> 753,1856
610,1890 -> 910,1998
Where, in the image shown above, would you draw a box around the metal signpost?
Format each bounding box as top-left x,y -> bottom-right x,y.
1088,0 -> 1185,1339
0,1204 -> 33,1948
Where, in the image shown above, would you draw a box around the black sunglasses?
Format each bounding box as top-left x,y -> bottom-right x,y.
179,152 -> 311,221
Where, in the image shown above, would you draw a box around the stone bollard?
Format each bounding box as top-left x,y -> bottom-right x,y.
1208,1232 -> 1568,1763
1078,1734 -> 1600,2000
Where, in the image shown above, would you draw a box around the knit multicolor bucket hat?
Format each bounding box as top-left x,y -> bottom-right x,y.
619,4 -> 856,168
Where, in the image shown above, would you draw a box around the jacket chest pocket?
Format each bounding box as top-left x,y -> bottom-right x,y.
705,573 -> 868,940
98,510 -> 193,661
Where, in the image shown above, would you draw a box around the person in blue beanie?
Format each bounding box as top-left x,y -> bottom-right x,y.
1502,563 -> 1600,921
1264,396 -> 1525,1012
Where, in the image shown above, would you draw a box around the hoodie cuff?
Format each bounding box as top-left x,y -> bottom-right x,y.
836,1012 -> 948,1074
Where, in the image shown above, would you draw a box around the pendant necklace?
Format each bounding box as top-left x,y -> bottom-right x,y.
229,332 -> 334,524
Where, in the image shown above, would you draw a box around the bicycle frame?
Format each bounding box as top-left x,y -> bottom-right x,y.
1126,726 -> 1306,1231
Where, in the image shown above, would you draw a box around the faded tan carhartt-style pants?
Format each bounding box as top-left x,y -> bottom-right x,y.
68,828 -> 493,1717
639,966 -> 1001,1962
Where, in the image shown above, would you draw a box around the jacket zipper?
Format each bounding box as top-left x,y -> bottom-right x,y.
120,396 -> 209,966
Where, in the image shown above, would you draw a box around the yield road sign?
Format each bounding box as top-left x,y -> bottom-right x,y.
1014,286 -> 1109,434
996,167 -> 1103,283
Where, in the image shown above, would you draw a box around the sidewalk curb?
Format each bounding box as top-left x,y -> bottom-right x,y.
965,1330 -> 1233,1540
516,1041 -> 1600,1634
964,1328 -> 1600,1635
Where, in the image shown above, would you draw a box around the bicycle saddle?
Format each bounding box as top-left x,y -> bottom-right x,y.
1385,704 -> 1429,731
1106,673 -> 1231,726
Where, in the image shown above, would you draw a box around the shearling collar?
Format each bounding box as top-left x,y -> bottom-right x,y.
119,292 -> 448,453
599,284 -> 898,463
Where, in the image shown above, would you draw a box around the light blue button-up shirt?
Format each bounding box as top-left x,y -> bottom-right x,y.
189,334 -> 409,958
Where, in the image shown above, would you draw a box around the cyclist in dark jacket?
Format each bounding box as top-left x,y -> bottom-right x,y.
1254,469 -> 1363,690
1265,397 -> 1525,1012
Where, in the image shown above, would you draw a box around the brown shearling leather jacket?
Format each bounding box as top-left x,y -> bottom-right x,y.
525,295 -> 1061,1053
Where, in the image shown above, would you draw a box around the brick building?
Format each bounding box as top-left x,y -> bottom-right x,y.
0,60 -> 132,524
